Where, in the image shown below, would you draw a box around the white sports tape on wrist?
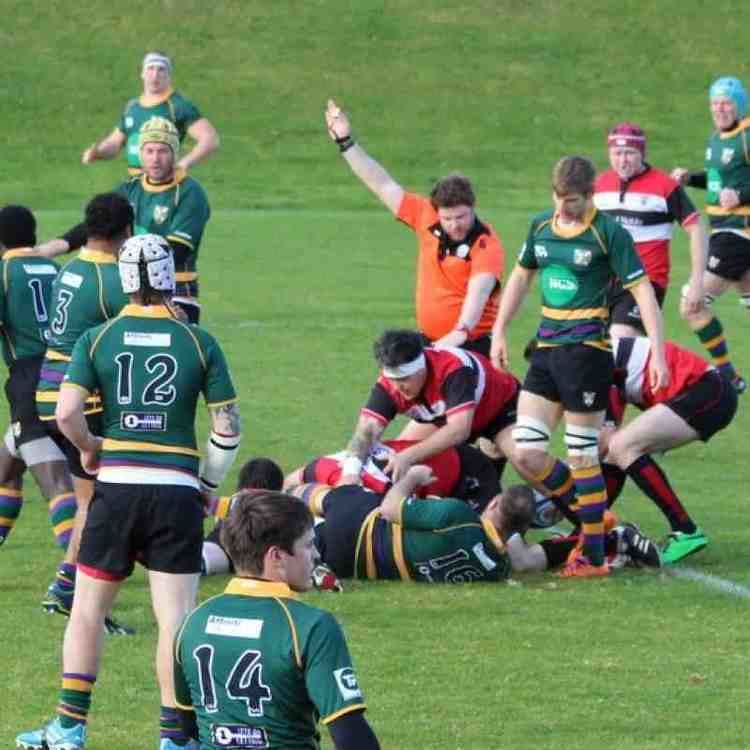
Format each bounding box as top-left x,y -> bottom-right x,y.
341,456 -> 363,476
200,432 -> 241,491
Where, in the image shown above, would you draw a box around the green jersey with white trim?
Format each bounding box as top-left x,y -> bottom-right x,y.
118,173 -> 210,300
703,118 -> 750,233
174,578 -> 367,750
36,249 -> 128,420
517,207 -> 646,347
118,89 -> 201,171
357,496 -> 511,582
63,303 -> 235,486
0,249 -> 58,366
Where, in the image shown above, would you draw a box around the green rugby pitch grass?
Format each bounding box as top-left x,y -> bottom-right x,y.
2,209 -> 749,750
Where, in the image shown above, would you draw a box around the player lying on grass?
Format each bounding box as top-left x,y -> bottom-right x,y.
174,491 -> 381,750
288,466 -> 660,582
600,335 -> 738,564
284,439 -> 500,513
338,329 -> 519,487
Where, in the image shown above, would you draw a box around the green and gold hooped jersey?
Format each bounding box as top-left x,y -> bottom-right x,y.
174,579 -> 367,750
0,250 -> 59,366
118,89 -> 201,172
118,173 -> 210,299
517,208 -> 646,348
356,497 -> 512,582
36,250 -> 128,420
704,118 -> 750,232
63,304 -> 236,487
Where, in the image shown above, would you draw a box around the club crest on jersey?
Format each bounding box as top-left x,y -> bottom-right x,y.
125,117 -> 134,128
534,243 -> 548,259
153,205 -> 169,224
721,148 -> 735,165
333,667 -> 363,701
121,412 -> 167,431
582,391 -> 596,407
573,248 -> 592,266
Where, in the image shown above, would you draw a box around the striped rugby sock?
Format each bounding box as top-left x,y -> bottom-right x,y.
48,492 -> 77,549
160,705 -> 188,745
533,458 -> 579,526
571,465 -> 608,566
695,317 -> 737,381
0,486 -> 23,545
58,672 -> 96,728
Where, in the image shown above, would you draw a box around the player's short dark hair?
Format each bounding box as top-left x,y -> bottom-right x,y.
0,205 -> 36,249
220,491 -> 313,575
84,193 -> 134,241
237,458 -> 284,492
430,173 -> 476,209
552,156 -> 596,196
501,485 -> 535,535
373,329 -> 424,368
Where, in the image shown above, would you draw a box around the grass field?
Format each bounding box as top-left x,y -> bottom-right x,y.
2,2 -> 750,749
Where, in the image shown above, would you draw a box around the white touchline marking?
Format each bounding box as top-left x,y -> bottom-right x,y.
545,524 -> 750,598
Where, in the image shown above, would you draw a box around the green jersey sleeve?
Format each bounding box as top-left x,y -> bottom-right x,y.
167,180 -> 210,252
517,221 -> 540,270
63,329 -> 98,393
197,329 -> 237,405
303,612 -> 366,725
399,497 -> 478,530
174,93 -> 202,130
117,98 -> 137,134
606,220 -> 646,289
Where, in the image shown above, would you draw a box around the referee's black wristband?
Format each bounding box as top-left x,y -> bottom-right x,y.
336,135 -> 355,153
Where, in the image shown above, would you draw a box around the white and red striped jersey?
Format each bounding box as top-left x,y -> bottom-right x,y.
594,166 -> 699,288
362,347 -> 518,434
612,336 -> 710,409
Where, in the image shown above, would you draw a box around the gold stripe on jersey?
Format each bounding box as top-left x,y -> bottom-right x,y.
622,275 -> 647,291
139,168 -> 188,194
174,270 -> 198,281
1,329 -> 17,360
118,303 -> 175,319
391,524 -> 411,581
274,597 -> 302,669
549,207 -> 598,238
481,518 -> 506,555
706,205 -> 750,217
353,509 -> 379,580
2,248 -> 44,260
321,704 -> 369,726
139,88 -> 175,107
541,306 -> 608,320
46,349 -> 72,362
717,117 -> 750,140
224,578 -> 298,599
101,438 -> 200,457
78,249 -> 117,264
206,397 -> 238,408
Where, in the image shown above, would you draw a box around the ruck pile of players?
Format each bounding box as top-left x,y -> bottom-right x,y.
4,53 -> 746,750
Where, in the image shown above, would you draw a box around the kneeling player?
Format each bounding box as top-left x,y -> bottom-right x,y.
602,336 -> 737,564
174,491 -> 381,750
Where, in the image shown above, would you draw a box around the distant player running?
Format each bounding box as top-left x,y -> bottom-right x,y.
18,234 -> 241,750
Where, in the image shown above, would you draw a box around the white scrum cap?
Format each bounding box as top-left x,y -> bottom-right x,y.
118,234 -> 175,294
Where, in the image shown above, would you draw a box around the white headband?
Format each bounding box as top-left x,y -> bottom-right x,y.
382,353 -> 426,379
142,53 -> 172,74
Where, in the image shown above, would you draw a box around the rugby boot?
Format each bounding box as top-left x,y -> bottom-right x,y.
16,717 -> 86,750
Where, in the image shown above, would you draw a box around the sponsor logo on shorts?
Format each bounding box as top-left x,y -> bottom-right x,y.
582,391 -> 596,407
12,421 -> 21,438
23,264 -> 58,275
333,667 -> 363,701
153,205 -> 169,224
61,271 -> 84,289
205,615 -> 264,639
120,412 -> 167,431
210,724 -> 268,749
708,255 -> 720,269
123,331 -> 171,347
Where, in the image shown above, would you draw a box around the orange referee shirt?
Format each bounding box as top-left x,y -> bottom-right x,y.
397,193 -> 504,341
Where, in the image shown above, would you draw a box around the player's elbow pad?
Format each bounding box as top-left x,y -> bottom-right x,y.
199,431 -> 241,493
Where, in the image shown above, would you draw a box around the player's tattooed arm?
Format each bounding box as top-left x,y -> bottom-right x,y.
209,402 -> 241,437
338,415 -> 384,486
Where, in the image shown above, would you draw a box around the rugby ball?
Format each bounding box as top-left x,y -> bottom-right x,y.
531,490 -> 563,529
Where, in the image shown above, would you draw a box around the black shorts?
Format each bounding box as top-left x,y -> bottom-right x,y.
523,344 -> 613,413
4,357 -> 47,447
665,369 -> 738,441
452,444 -> 500,513
706,231 -> 750,281
472,381 -> 520,441
609,282 -> 666,333
47,414 -> 102,480
315,485 -> 381,578
78,482 -> 204,578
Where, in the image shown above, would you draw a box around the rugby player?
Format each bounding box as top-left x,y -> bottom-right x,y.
0,205 -> 77,556
40,117 -> 210,323
672,76 -> 750,392
285,439 -> 500,512
325,99 -> 503,356
593,123 -> 708,336
174,491 -> 380,750
36,193 -> 133,635
17,234 -> 241,750
291,466 -> 660,581
602,336 -> 737,564
492,155 -> 668,577
338,329 -> 518,486
81,51 -> 219,174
